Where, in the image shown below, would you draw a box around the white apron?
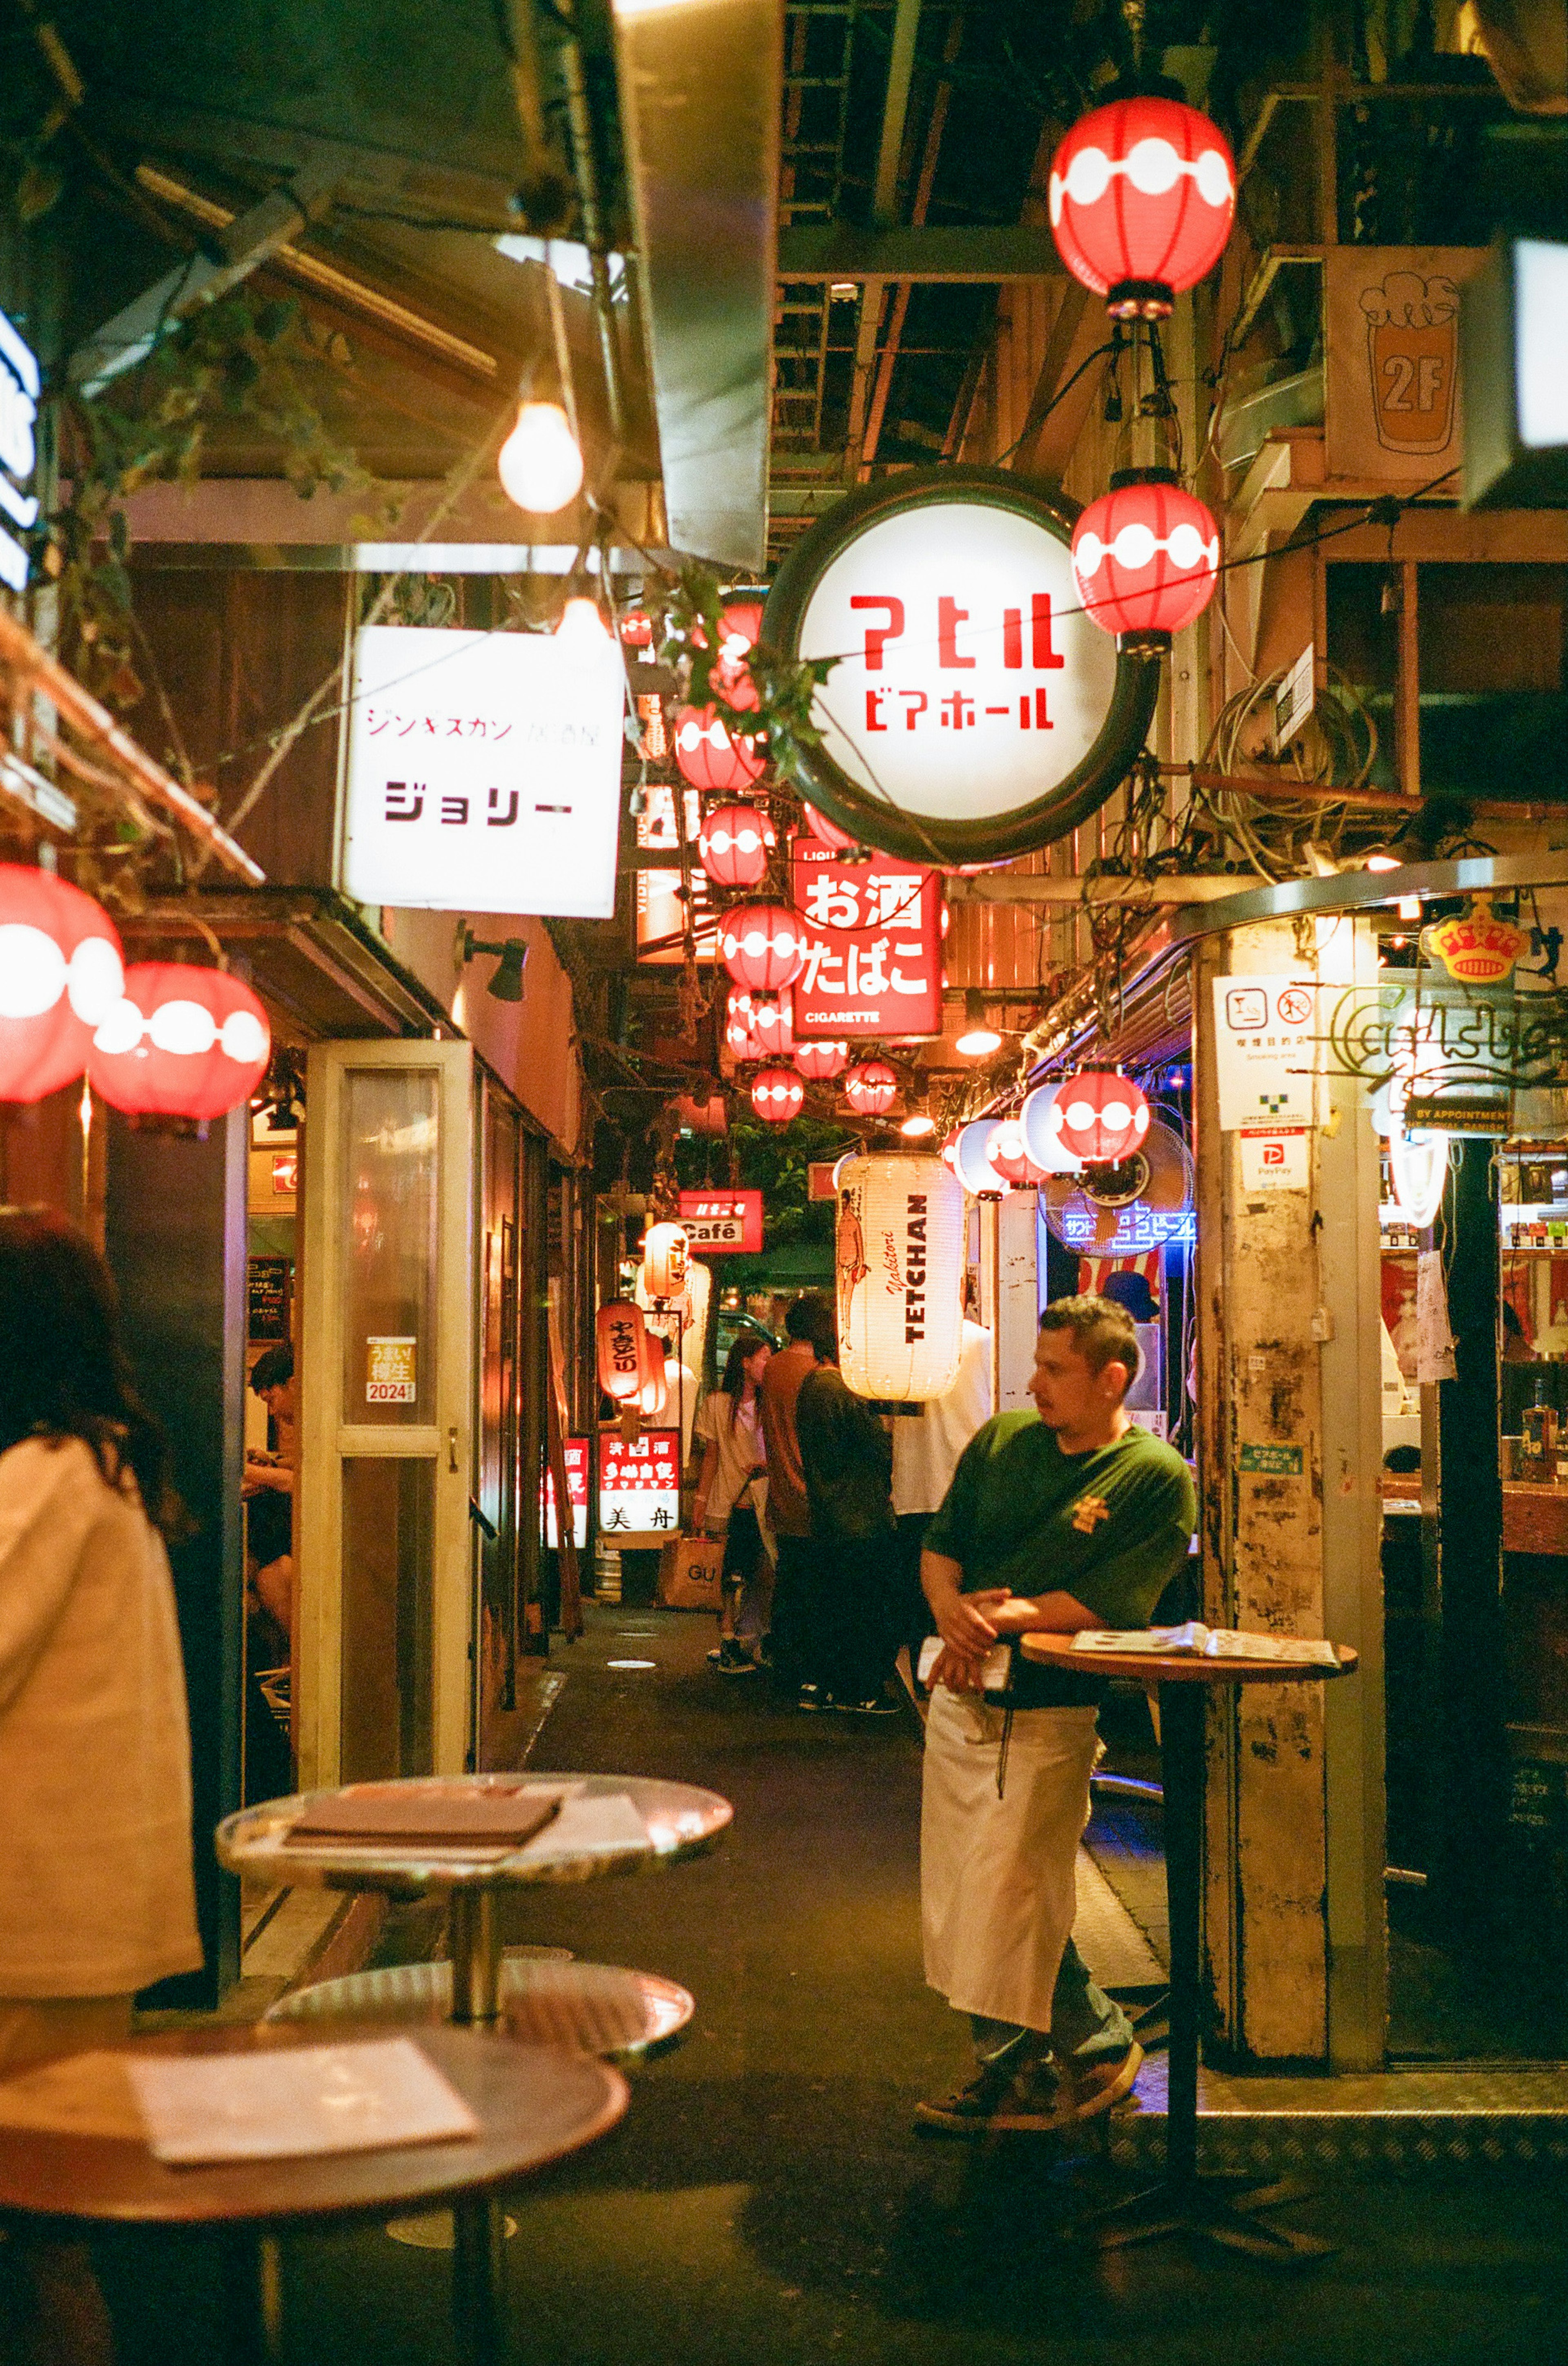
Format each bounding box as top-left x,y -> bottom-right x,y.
920,1685 -> 1100,2035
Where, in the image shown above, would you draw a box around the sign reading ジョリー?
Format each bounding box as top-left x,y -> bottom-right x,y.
342,624 -> 624,917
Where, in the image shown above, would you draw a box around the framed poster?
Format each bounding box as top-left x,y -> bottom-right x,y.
1324,247 -> 1484,484
764,467 -> 1158,864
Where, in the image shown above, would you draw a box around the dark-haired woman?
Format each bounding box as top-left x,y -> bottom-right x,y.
0,1209 -> 201,2063
693,1334 -> 771,1675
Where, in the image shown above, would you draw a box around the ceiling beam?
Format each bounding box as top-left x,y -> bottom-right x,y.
871,0 -> 922,225
777,225 -> 1066,282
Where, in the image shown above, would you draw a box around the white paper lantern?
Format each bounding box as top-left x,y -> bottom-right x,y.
1019,1081 -> 1086,1175
953,1119 -> 1011,1196
835,1154 -> 966,1401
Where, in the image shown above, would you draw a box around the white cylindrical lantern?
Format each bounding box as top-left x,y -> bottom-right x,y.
953,1119 -> 1011,1196
641,1220 -> 690,1301
835,1154 -> 965,1401
1018,1080 -> 1085,1175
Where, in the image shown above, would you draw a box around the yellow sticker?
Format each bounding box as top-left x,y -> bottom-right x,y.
367,1335 -> 417,1405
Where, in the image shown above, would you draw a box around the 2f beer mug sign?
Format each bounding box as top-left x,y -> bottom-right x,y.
1361,270 -> 1459,457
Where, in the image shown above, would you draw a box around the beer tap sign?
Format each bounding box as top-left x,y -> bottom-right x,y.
764,467 -> 1158,866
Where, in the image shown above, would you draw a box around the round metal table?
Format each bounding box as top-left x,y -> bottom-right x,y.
1019,1633 -> 1358,2261
0,2020 -> 626,2363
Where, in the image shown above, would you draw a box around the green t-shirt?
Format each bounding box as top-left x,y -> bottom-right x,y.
924,1412 -> 1197,1707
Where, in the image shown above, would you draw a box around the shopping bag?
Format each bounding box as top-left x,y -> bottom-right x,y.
658,1533 -> 724,1609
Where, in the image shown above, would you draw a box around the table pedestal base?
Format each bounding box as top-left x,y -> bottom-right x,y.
1073,2172 -> 1333,2261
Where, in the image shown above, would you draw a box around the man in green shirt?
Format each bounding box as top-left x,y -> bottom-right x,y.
917,1294 -> 1196,2135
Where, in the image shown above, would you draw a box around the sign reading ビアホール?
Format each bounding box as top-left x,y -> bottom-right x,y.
677,1190 -> 763,1254
599,1429 -> 680,1539
788,836 -> 942,1039
764,468 -> 1157,865
341,624 -> 624,917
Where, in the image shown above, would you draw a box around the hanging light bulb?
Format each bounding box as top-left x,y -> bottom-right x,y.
555,594 -> 608,649
900,1111 -> 936,1139
955,989 -> 1002,1058
498,400 -> 584,513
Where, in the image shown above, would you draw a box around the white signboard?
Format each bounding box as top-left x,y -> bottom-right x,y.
1239,1128 -> 1309,1192
342,624 -> 624,917
795,499 -> 1118,825
0,309 -> 40,595
598,1429 -> 680,1541
1212,976 -> 1318,1132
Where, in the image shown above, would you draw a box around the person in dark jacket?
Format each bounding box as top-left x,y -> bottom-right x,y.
795,1342 -> 900,1715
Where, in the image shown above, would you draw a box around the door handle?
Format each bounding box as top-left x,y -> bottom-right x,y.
448,1425 -> 460,1474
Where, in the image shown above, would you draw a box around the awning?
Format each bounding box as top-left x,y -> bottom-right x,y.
119,889 -> 454,1042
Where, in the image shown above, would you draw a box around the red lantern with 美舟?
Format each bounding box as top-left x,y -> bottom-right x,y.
720,900 -> 807,993
751,1066 -> 804,1124
88,964 -> 271,1122
1071,475 -> 1219,647
794,1039 -> 848,1082
844,1059 -> 898,1117
0,864 -> 124,1105
1055,1073 -> 1151,1165
597,1300 -> 650,1404
673,705 -> 767,795
1049,95 -> 1235,319
697,801 -> 775,890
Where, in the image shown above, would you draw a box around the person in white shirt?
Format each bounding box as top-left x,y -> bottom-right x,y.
892,1309 -> 993,1672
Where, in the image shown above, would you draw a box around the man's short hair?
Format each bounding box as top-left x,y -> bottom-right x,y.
1038,1294 -> 1140,1395
249,1344 -> 295,1395
785,1290 -> 837,1359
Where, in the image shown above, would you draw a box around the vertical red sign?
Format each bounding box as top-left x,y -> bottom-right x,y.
788,835 -> 943,1039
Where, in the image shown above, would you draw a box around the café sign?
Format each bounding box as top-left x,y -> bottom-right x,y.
764,468 -> 1158,865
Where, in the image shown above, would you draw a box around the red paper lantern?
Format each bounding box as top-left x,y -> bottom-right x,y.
698,801 -> 775,890
1055,1073 -> 1151,1164
802,801 -> 859,854
749,990 -> 793,1056
618,608 -> 653,647
597,1300 -> 650,1403
1071,476 -> 1219,643
720,900 -> 807,992
0,865 -> 124,1105
674,704 -> 766,794
844,1059 -> 898,1117
794,1039 -> 848,1082
988,1119 -> 1041,1187
715,601 -> 764,708
724,986 -> 765,1061
88,964 -> 271,1121
751,1065 -> 804,1124
1049,95 -> 1235,318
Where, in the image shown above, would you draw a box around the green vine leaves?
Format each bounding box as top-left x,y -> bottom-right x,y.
657,563 -> 837,789
43,287 -> 365,713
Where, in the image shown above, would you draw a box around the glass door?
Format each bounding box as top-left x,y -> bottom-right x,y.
297,1039 -> 475,1786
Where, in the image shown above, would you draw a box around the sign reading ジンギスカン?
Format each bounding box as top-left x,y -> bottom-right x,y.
0,309 -> 39,595
341,624 -> 624,917
599,1428 -> 680,1539
764,468 -> 1158,866
677,1189 -> 763,1254
788,836 -> 942,1039
543,1436 -> 590,1550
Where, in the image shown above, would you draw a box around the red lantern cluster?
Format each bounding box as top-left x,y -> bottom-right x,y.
720,900 -> 807,993
751,1066 -> 804,1124
673,705 -> 766,794
89,965 -> 271,1122
698,801 -> 775,890
0,865 -> 125,1105
1071,476 -> 1219,643
844,1059 -> 898,1117
1049,95 -> 1236,319
1055,1073 -> 1151,1164
794,1038 -> 848,1082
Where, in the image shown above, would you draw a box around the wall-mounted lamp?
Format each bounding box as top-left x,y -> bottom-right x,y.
956,989 -> 1002,1058
459,926 -> 529,1003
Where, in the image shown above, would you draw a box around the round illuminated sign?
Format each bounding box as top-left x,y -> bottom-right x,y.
765,468 -> 1159,865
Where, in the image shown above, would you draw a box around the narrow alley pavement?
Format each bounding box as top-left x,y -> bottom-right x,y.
99,1604 -> 1568,2366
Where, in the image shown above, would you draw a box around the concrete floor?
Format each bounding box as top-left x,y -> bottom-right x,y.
84,1603 -> 1568,2364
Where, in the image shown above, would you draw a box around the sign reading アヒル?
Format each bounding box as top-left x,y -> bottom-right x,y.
599,1429 -> 680,1539
677,1189 -> 763,1254
0,309 -> 40,595
765,469 -> 1157,865
342,624 -> 624,917
789,836 -> 942,1039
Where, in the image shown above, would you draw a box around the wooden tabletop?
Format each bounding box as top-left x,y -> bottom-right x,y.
0,2022 -> 627,2228
1018,1635 -> 1359,1684
216,1773 -> 733,1898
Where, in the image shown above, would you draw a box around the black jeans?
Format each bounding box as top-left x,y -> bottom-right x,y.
813,1532 -> 899,1704
769,1534 -> 816,1691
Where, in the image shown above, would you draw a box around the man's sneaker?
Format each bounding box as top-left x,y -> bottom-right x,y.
913,2060 -> 1016,2134
982,2054 -> 1078,2134
706,1646 -> 724,1665
1060,2040 -> 1143,2120
716,1639 -> 758,1677
796,1683 -> 829,1712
